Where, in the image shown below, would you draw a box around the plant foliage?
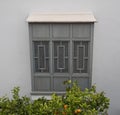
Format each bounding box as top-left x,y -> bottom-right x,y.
0,81 -> 110,115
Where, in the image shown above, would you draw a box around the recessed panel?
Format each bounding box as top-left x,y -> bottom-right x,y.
72,24 -> 91,38
32,24 -> 50,38
72,77 -> 89,90
53,41 -> 69,73
34,41 -> 50,73
34,76 -> 51,91
53,24 -> 70,38
73,41 -> 89,73
53,77 -> 69,91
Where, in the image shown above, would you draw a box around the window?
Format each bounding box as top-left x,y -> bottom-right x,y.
27,13 -> 96,95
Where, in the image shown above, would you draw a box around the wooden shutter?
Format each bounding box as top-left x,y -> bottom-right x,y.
29,23 -> 94,93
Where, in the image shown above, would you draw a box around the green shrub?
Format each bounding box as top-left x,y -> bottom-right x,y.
0,87 -> 32,115
62,81 -> 110,115
0,81 -> 110,115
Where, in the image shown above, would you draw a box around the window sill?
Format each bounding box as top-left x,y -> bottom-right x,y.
31,91 -> 66,100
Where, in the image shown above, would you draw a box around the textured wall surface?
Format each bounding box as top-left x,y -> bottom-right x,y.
0,0 -> 120,114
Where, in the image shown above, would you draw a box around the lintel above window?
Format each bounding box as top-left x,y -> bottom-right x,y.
27,12 -> 96,23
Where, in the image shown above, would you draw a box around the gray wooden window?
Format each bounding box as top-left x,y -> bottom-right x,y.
29,23 -> 94,94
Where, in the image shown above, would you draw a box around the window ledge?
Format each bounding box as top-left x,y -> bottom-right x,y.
31,91 -> 66,100
27,12 -> 96,23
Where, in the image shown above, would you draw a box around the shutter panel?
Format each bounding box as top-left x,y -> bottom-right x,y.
73,41 -> 89,73
34,41 -> 50,73
52,24 -> 70,38
52,24 -> 70,91
53,41 -> 69,73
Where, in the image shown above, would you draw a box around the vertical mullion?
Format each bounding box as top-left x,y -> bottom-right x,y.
70,24 -> 73,83
29,24 -> 35,91
89,23 -> 94,88
50,24 -> 53,91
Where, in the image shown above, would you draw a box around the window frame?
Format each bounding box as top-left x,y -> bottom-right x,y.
28,22 -> 94,95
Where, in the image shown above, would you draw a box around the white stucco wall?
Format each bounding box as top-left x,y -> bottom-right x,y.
0,0 -> 120,114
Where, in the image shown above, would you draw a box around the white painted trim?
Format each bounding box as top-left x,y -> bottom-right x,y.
27,12 -> 96,22
31,95 -> 51,100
